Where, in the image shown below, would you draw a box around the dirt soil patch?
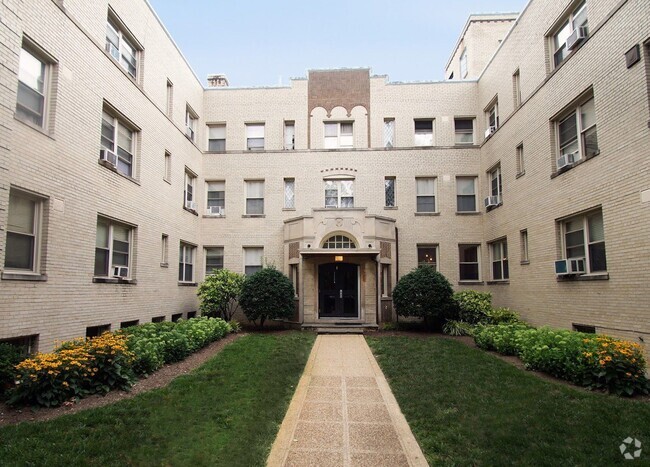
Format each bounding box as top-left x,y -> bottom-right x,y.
0,333 -> 243,427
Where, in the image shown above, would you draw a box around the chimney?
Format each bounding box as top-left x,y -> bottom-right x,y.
207,74 -> 229,88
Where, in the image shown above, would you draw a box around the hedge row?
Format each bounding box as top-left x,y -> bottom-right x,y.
7,317 -> 234,407
474,324 -> 649,396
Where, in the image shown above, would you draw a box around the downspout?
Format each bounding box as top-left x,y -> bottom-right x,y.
375,257 -> 380,325
395,227 -> 399,324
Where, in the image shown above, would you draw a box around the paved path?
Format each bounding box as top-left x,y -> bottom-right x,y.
267,334 -> 428,467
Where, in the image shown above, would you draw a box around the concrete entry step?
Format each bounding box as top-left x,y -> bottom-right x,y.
315,327 -> 366,334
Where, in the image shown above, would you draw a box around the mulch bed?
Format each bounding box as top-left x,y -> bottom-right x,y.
0,333 -> 243,427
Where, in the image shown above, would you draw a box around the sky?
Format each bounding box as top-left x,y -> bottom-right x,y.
147,0 -> 528,88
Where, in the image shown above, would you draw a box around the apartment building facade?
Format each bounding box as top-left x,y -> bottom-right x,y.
0,0 -> 649,354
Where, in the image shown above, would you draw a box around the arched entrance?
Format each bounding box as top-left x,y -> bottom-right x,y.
318,262 -> 359,318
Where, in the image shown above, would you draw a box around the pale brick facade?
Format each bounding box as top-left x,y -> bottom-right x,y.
0,0 -> 648,354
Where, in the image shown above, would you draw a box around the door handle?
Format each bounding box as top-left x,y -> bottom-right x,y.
339,289 -> 343,298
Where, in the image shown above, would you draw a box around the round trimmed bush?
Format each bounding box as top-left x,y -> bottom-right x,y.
392,266 -> 455,328
239,267 -> 295,328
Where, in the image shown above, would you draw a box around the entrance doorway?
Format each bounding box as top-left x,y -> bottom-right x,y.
318,263 -> 358,318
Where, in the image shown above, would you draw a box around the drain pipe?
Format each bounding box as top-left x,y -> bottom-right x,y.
375,258 -> 380,325
395,227 -> 399,324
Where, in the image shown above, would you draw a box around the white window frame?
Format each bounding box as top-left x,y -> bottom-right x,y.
244,247 -> 263,276
161,234 -> 169,265
454,118 -> 474,145
205,247 -> 224,276
105,16 -> 139,79
552,1 -> 588,68
414,119 -> 434,146
385,176 -> 396,207
164,151 -> 171,183
416,177 -> 437,213
520,229 -> 529,264
513,69 -> 522,108
556,96 -> 598,169
16,43 -> 50,129
245,180 -> 265,215
488,165 -> 502,203
456,176 -> 477,213
165,79 -> 173,117
100,109 -> 136,178
94,217 -> 133,279
560,210 -> 606,274
384,118 -> 395,148
489,239 -> 509,281
206,180 -> 225,215
179,242 -> 195,283
417,244 -> 439,271
487,101 -> 499,131
284,121 -> 295,150
246,123 -> 265,150
284,178 -> 295,209
184,170 -> 196,210
324,122 -> 353,148
322,235 -> 357,249
459,244 -> 481,281
185,106 -> 198,142
324,179 -> 354,208
516,144 -> 525,176
5,189 -> 43,274
207,124 -> 226,152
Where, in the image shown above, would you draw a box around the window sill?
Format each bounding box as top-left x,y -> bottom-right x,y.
163,178 -> 171,185
520,260 -> 530,266
557,273 -> 609,282
14,115 -> 55,140
551,151 -> 600,179
203,214 -> 226,218
183,206 -> 199,216
98,160 -> 140,185
455,211 -> 480,216
93,277 -> 137,285
458,280 -> 484,285
415,212 -> 440,216
2,272 -> 47,281
487,280 -> 510,285
384,206 -> 398,210
242,214 -> 266,218
178,282 -> 198,287
160,262 -> 169,268
516,171 -> 526,179
282,208 -> 296,212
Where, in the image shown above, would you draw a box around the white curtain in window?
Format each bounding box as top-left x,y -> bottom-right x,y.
246,181 -> 264,198
207,181 -> 225,192
245,247 -> 263,266
246,124 -> 264,138
8,195 -> 35,234
417,178 -> 435,195
209,125 -> 226,139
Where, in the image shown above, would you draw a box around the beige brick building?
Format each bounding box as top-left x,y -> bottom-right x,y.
0,0 -> 648,353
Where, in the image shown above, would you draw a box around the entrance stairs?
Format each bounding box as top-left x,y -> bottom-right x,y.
304,322 -> 378,334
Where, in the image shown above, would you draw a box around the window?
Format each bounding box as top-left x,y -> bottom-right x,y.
152,316 -> 165,323
120,320 -> 139,329
205,247 -> 224,275
166,79 -> 173,117
456,177 -> 477,212
164,151 -> 171,182
324,180 -> 354,208
179,242 -> 195,282
416,177 -> 436,213
206,181 -> 225,215
490,239 -> 509,281
520,229 -> 529,263
516,144 -> 525,176
488,165 -> 502,205
454,118 -> 474,145
5,190 -> 42,272
561,209 -> 606,273
513,69 -> 521,108
556,96 -> 598,169
187,311 -> 197,319
414,119 -> 434,146
94,218 -> 132,278
16,45 -> 49,128
105,16 -> 138,78
184,170 -> 196,210
324,122 -> 353,148
552,1 -> 588,68
486,101 -> 499,132
185,106 -> 198,142
86,324 -> 110,338
171,313 -> 183,323
322,235 -> 356,249
417,245 -> 438,270
573,324 -> 596,334
284,121 -> 295,150
161,234 -> 168,265
460,48 -> 468,78
208,124 -> 226,151
244,247 -> 263,275
245,180 -> 264,215
284,178 -> 295,209
384,119 -> 395,148
385,177 -> 396,207
381,264 -> 390,297
459,244 -> 480,281
246,123 -> 265,150
0,335 -> 38,356
290,264 -> 299,297
100,109 -> 136,177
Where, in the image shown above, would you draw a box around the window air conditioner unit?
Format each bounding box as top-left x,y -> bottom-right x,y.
185,200 -> 197,211
566,27 -> 588,51
557,151 -> 578,170
99,149 -> 118,168
112,266 -> 129,278
484,126 -> 496,139
185,126 -> 195,140
555,257 -> 586,276
207,206 -> 224,216
484,195 -> 500,208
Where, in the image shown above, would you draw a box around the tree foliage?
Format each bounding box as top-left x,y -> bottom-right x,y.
197,269 -> 245,321
392,266 -> 455,327
239,268 -> 295,328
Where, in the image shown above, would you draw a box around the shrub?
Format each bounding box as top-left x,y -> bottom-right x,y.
392,266 -> 455,328
197,269 -> 245,321
9,333 -> 135,407
474,323 -> 530,355
485,307 -> 522,325
239,268 -> 295,328
453,290 -> 492,324
0,343 -> 25,398
442,320 -> 474,336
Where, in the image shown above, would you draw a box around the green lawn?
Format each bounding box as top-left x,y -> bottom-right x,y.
367,335 -> 650,466
0,332 -> 315,466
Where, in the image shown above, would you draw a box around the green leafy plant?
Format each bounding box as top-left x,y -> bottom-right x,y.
453,290 -> 492,324
239,267 -> 296,328
442,320 -> 475,336
485,307 -> 522,325
392,266 -> 455,328
0,343 -> 25,398
197,269 -> 245,321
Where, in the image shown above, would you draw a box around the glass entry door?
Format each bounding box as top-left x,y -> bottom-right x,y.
318,263 -> 358,318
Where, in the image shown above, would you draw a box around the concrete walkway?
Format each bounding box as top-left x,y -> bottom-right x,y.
267,335 -> 428,467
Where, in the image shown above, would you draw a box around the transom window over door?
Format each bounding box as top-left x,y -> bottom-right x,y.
324,180 -> 354,208
322,235 -> 357,249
